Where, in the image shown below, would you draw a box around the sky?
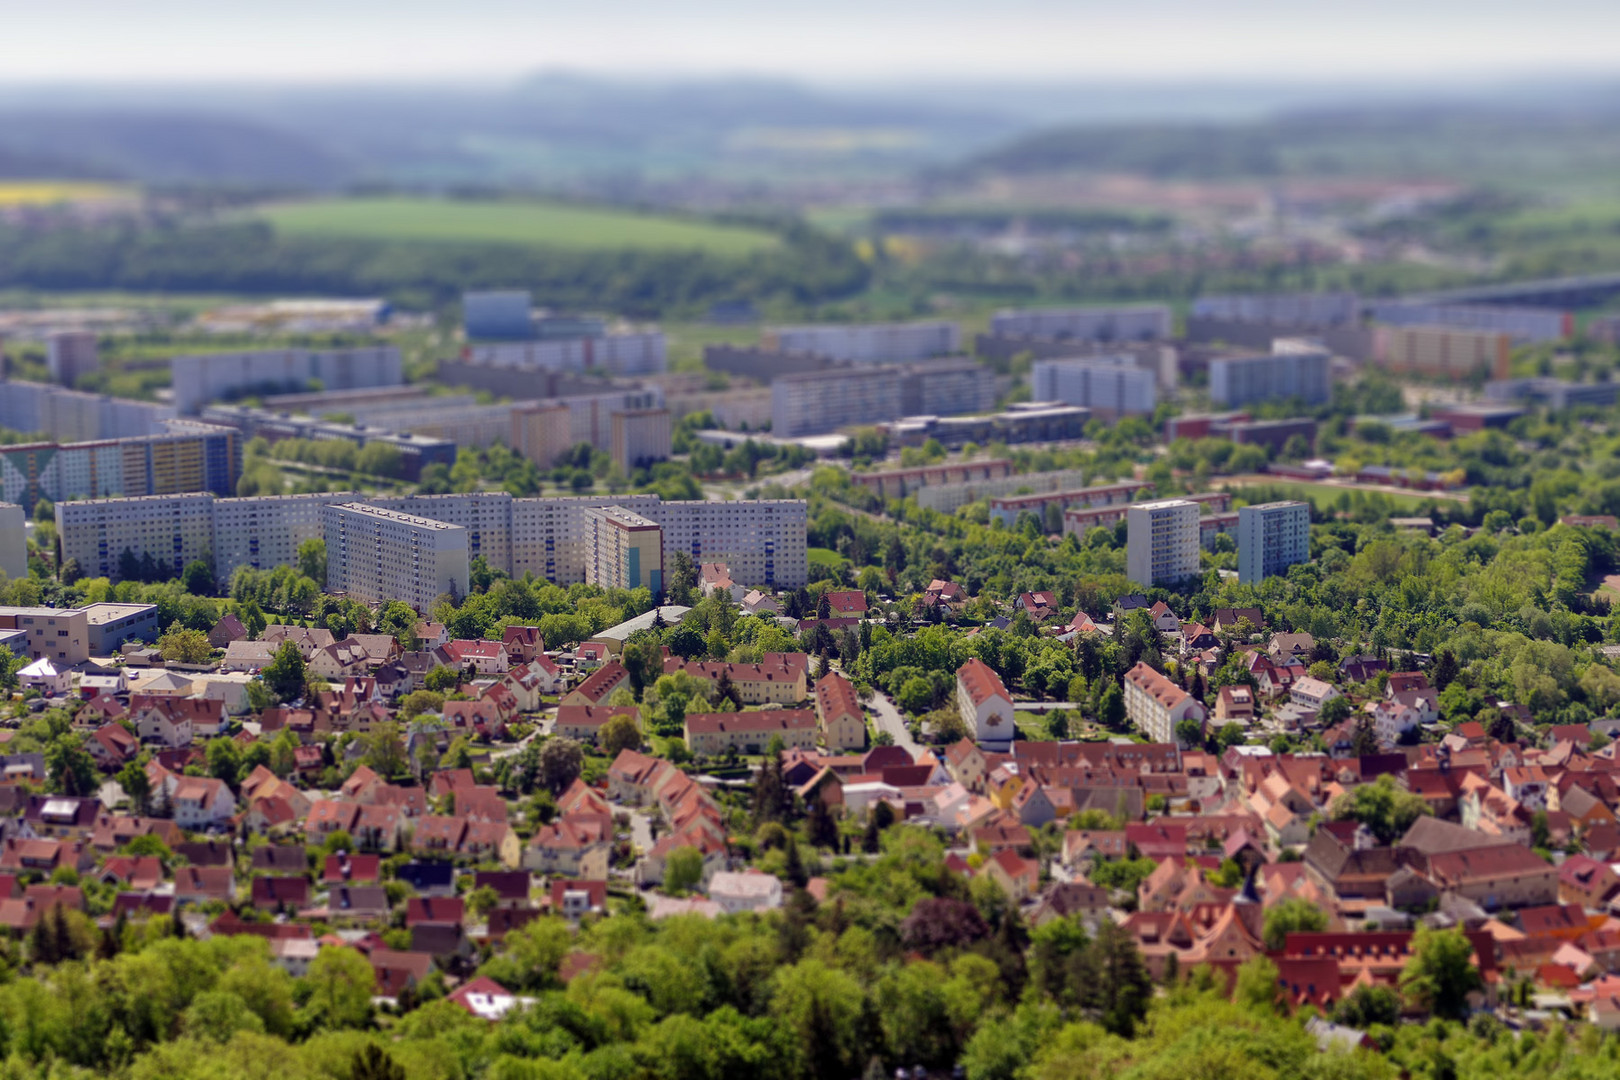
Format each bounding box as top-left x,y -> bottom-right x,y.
7,0 -> 1620,86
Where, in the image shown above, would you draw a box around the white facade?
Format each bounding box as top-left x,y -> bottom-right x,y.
47,331 -> 99,386
55,493 -> 218,582
170,347 -> 403,415
323,503 -> 470,611
1126,500 -> 1201,587
1237,501 -> 1311,584
1123,662 -> 1207,745
956,659 -> 1015,752
466,332 -> 667,375
0,378 -> 172,442
1192,293 -> 1360,326
991,305 -> 1171,342
611,408 -> 673,471
0,502 -> 25,580
706,871 -> 784,913
57,492 -> 809,592
1209,347 -> 1332,407
1031,357 -> 1156,415
764,321 -> 960,363
772,367 -> 903,437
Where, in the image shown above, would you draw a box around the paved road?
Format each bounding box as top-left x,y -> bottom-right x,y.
867,692 -> 920,755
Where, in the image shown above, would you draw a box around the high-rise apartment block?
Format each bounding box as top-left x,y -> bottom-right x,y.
773,367 -> 903,437
1031,357 -> 1156,416
586,506 -> 664,592
1126,500 -> 1201,587
462,290 -> 534,340
170,347 -> 403,414
898,359 -> 997,417
610,408 -> 673,472
1209,345 -> 1332,407
1191,293 -> 1360,327
0,379 -> 174,442
990,305 -> 1171,342
465,331 -> 667,375
46,331 -> 99,386
323,503 -> 470,611
1367,301 -> 1570,344
59,491 -> 808,589
56,492 -> 218,582
1373,326 -> 1512,380
0,502 -> 25,580
763,321 -> 960,363
1237,501 -> 1311,584
0,424 -> 241,508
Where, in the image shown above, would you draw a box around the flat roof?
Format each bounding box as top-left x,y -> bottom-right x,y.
589,505 -> 661,530
83,603 -> 158,624
330,502 -> 462,530
592,605 -> 692,642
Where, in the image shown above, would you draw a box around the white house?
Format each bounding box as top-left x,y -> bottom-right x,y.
173,777 -> 237,829
706,870 -> 784,913
17,658 -> 70,696
1290,677 -> 1341,710
956,658 -> 1015,752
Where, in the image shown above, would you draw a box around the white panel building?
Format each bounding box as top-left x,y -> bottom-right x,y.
1031,357 -> 1156,416
170,347 -> 403,414
990,305 -> 1171,342
0,502 -> 25,580
763,321 -> 960,364
1126,500 -> 1201,587
323,503 -> 469,611
1237,501 -> 1311,584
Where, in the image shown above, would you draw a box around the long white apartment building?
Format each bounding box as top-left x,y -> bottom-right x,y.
323,503 -> 470,611
170,347 -> 403,415
0,379 -> 174,441
1031,356 -> 1156,416
59,491 -> 808,589
1237,500 -> 1311,584
1126,499 -> 1201,587
1209,345 -> 1332,407
464,331 -> 667,376
772,367 -> 904,437
990,305 -> 1171,342
762,321 -> 960,363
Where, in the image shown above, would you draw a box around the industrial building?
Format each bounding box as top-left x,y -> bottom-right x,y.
990,305 -> 1171,342
323,503 -> 470,611
1031,356 -> 1156,417
762,321 -> 960,364
1126,500 -> 1201,587
1237,501 -> 1311,584
170,346 -> 403,415
586,506 -> 664,592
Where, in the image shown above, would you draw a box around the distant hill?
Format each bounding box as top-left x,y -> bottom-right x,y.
943,103 -> 1620,185
0,111 -> 356,187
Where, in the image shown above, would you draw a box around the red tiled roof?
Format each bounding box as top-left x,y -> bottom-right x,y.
957,658 -> 1009,707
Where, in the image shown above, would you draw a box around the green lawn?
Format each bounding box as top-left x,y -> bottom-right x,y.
258,197 -> 779,256
1220,479 -> 1446,514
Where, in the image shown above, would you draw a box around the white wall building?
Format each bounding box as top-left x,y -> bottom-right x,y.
764,321 -> 960,363
1209,346 -> 1332,407
1123,661 -> 1207,745
956,658 -> 1015,752
1031,357 -> 1156,415
323,502 -> 470,611
1126,500 -> 1201,587
170,347 -> 403,415
772,367 -> 903,437
991,305 -> 1171,342
466,331 -> 667,375
1237,501 -> 1311,584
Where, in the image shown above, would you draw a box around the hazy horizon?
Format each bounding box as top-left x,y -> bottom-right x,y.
6,0 -> 1620,86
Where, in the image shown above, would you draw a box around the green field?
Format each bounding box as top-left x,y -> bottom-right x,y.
1220,479 -> 1450,513
258,197 -> 778,256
